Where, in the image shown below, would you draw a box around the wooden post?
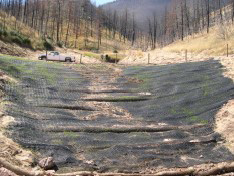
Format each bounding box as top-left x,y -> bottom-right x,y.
148,53 -> 150,64
227,44 -> 229,57
46,50 -> 48,61
185,49 -> 188,62
115,53 -> 117,64
80,54 -> 82,64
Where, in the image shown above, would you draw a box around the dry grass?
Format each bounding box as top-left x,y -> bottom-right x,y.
0,10 -> 130,53
164,23 -> 234,56
0,11 -> 44,50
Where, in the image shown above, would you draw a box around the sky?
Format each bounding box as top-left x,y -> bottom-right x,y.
92,0 -> 115,6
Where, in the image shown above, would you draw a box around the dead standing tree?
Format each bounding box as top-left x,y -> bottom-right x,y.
206,0 -> 210,33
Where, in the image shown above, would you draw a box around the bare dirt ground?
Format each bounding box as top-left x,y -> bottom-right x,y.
0,71 -> 39,175
119,49 -> 234,65
215,57 -> 234,155
79,64 -> 133,121
0,41 -> 28,57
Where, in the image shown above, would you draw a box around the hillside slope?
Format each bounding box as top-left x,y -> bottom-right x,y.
0,0 -> 131,57
163,22 -> 234,56
103,0 -> 171,30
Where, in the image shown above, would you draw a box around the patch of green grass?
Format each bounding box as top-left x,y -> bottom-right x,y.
132,73 -> 152,91
203,86 -> 211,96
128,66 -> 144,71
36,66 -> 57,84
0,54 -> 39,63
182,107 -> 194,116
170,106 -> 208,125
170,107 -> 180,115
83,52 -> 101,60
187,115 -> 209,124
202,75 -> 213,97
63,131 -> 78,138
0,56 -> 62,84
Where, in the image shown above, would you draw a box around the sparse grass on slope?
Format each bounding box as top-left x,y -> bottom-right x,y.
0,11 -> 130,54
0,11 -> 47,50
164,23 -> 234,56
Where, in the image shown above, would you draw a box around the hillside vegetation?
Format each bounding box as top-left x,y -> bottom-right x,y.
164,23 -> 234,56
103,0 -> 171,30
163,3 -> 234,56
0,11 -> 45,50
0,0 -> 131,58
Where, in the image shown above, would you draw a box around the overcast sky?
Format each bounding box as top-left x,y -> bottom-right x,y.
92,0 -> 115,6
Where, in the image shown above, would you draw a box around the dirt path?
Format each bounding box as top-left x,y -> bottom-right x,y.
77,64 -> 133,120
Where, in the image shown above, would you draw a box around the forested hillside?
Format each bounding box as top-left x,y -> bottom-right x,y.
0,0 -> 234,54
0,0 -> 135,52
103,0 -> 171,29
103,0 -> 234,51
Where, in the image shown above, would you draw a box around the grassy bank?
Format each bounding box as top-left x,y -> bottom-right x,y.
163,22 -> 234,56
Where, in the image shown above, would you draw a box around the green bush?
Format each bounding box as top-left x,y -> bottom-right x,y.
3,30 -> 8,37
84,45 -> 99,51
7,30 -> 32,48
11,36 -> 23,45
9,30 -> 19,37
22,38 -> 31,46
57,41 -> 64,48
43,40 -> 54,50
0,29 -> 8,38
0,29 -> 4,36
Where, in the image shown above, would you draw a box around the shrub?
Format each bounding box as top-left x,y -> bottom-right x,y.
0,29 -> 9,39
43,40 -> 54,50
57,41 -> 64,48
9,30 -> 18,37
7,30 -> 32,48
3,30 -> 8,37
22,38 -> 31,46
0,29 -> 4,36
11,36 -> 23,45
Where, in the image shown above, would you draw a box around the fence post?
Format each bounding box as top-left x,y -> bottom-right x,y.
115,53 -> 117,64
185,49 -> 188,62
80,54 -> 82,64
46,50 -> 48,61
227,44 -> 229,57
148,53 -> 150,64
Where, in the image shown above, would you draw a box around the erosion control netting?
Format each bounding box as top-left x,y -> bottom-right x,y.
1,56 -> 234,173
